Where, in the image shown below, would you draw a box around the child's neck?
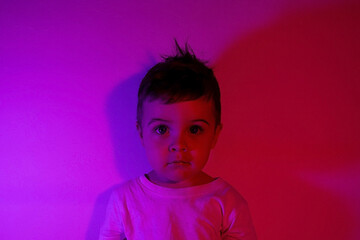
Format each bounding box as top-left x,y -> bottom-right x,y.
145,171 -> 215,188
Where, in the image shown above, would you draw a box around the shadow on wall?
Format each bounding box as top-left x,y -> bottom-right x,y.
105,71 -> 152,179
86,68 -> 155,239
85,184 -> 122,240
210,2 -> 359,240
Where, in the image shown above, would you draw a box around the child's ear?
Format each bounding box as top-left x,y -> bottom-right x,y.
136,121 -> 144,145
211,123 -> 223,149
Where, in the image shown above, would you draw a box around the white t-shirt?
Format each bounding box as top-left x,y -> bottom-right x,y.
99,175 -> 257,240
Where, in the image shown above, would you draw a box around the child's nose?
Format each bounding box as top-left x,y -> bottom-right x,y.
169,133 -> 188,152
169,144 -> 188,152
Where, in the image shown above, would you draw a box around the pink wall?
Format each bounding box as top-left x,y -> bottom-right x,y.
1,0 -> 359,239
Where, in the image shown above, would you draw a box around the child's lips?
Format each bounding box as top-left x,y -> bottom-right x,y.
168,161 -> 191,165
168,153 -> 191,165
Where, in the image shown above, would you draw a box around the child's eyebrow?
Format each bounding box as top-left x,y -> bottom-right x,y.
147,118 -> 170,126
192,119 -> 210,125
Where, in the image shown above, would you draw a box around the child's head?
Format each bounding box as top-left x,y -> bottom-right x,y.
137,42 -> 221,127
136,42 -> 222,188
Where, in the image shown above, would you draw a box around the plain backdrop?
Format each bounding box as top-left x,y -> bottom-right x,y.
1,0 -> 359,239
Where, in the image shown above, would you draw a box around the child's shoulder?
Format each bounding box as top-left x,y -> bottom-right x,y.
212,178 -> 248,205
110,176 -> 142,198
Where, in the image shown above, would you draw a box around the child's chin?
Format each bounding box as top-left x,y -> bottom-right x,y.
165,170 -> 198,185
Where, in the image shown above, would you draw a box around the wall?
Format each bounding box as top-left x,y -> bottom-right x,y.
0,0 -> 359,239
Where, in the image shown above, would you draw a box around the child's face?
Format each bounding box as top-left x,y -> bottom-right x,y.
137,97 -> 222,188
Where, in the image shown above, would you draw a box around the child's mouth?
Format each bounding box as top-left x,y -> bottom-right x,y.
168,161 -> 190,165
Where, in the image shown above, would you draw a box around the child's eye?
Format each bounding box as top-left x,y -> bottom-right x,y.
154,125 -> 168,135
189,125 -> 203,135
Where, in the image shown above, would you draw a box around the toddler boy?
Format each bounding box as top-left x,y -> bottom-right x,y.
99,43 -> 257,239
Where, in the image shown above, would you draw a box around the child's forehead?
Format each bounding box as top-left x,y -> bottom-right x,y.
144,97 -> 214,109
142,98 -> 216,120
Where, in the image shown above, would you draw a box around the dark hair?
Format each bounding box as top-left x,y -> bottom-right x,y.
137,42 -> 221,126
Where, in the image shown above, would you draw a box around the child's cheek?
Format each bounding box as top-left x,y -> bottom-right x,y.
149,137 -> 170,154
152,135 -> 169,147
188,135 -> 209,149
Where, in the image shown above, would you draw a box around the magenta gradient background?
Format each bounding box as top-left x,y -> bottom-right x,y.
1,0 -> 359,239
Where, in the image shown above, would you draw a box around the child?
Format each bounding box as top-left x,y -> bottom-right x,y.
99,43 -> 257,239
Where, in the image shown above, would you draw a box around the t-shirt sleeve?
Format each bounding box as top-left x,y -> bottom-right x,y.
221,190 -> 257,240
99,190 -> 126,240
